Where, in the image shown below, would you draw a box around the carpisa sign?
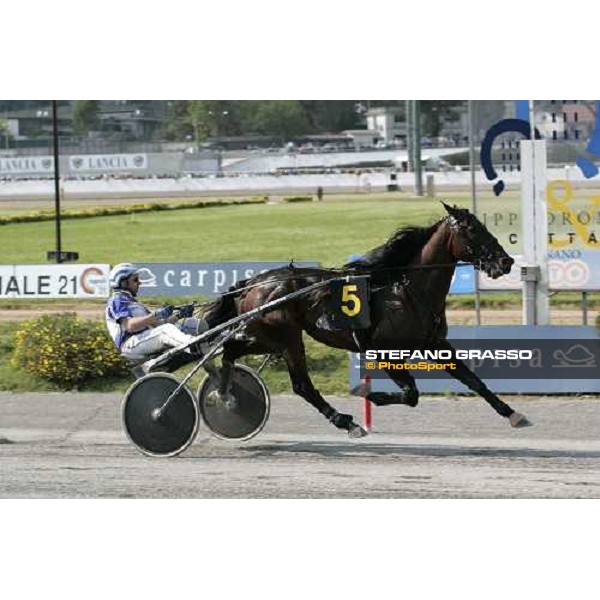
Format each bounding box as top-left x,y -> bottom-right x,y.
136,262 -> 318,297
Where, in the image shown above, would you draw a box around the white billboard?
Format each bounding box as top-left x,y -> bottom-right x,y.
69,153 -> 147,172
0,156 -> 54,174
0,264 -> 110,298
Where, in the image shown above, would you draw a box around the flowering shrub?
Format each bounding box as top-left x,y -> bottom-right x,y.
12,313 -> 128,389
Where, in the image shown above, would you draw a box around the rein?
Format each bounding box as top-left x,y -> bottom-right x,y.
213,261 -> 475,298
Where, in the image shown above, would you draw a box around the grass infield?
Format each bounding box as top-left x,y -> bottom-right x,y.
0,192 -> 520,265
0,191 -> 598,393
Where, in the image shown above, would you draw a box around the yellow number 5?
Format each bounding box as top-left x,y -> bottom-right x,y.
341,284 -> 361,317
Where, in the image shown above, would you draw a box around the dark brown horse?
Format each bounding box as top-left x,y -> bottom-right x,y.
204,202 -> 531,437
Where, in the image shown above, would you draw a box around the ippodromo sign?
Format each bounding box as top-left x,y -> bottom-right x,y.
0,265 -> 110,298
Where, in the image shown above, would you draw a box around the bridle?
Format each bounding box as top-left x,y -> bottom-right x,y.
446,215 -> 499,270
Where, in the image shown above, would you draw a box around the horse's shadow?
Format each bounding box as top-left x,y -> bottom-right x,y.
241,441 -> 600,461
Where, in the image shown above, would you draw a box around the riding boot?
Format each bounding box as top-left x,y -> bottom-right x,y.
187,342 -> 204,359
148,351 -> 196,373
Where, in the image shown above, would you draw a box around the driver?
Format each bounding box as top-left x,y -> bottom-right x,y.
105,263 -> 208,364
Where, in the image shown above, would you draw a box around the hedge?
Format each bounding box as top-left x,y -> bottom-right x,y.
0,197 -> 268,226
283,196 -> 313,203
12,313 -> 129,389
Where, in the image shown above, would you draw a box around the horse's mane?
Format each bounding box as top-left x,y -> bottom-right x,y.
344,219 -> 443,282
201,218 -> 446,320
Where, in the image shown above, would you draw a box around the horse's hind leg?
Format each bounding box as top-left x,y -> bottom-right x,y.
436,340 -> 532,428
214,338 -> 272,399
282,335 -> 367,438
367,368 -> 419,407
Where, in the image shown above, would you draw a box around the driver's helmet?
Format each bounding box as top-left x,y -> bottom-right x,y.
109,263 -> 139,290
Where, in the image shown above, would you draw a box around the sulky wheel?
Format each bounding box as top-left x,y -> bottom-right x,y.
197,364 -> 270,442
122,373 -> 199,457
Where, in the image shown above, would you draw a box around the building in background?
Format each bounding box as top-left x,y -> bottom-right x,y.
365,106 -> 406,146
534,101 -> 595,142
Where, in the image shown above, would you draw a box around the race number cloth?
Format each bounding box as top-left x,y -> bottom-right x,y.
328,277 -> 371,330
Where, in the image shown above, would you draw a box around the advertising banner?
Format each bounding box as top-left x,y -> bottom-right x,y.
0,156 -> 54,174
69,153 -> 148,172
0,154 -> 148,176
450,264 -> 476,293
478,178 -> 600,291
479,250 -> 600,291
0,264 -> 110,299
136,262 -> 319,297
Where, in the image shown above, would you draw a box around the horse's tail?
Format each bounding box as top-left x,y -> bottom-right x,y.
202,278 -> 248,329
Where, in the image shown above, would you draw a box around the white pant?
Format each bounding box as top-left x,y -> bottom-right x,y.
121,318 -> 207,362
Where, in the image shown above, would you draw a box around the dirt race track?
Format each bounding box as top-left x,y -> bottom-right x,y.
0,392 -> 598,498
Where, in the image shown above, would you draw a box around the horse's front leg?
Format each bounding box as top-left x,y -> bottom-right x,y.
366,367 -> 420,407
283,337 -> 367,438
436,340 -> 532,428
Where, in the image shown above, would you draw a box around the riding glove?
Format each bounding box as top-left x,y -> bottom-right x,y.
177,304 -> 195,319
153,305 -> 174,321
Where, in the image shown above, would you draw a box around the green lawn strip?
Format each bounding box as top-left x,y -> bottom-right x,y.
0,319 -> 350,394
3,309 -> 599,394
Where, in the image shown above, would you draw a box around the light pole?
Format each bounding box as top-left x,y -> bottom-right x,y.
51,101 -> 62,263
355,102 -> 367,153
2,108 -> 9,150
468,100 -> 481,324
406,100 -> 413,172
208,109 -> 229,137
209,109 -> 229,173
220,110 -> 229,136
413,100 -> 423,196
46,101 -> 78,264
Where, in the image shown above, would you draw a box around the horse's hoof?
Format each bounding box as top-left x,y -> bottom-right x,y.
206,390 -> 237,410
509,412 -> 533,428
330,412 -> 352,430
205,390 -> 222,407
348,424 -> 368,438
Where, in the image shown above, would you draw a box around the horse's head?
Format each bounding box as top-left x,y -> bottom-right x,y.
442,202 -> 514,279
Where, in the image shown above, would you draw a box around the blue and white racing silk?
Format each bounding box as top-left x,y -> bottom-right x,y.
105,290 -> 151,348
